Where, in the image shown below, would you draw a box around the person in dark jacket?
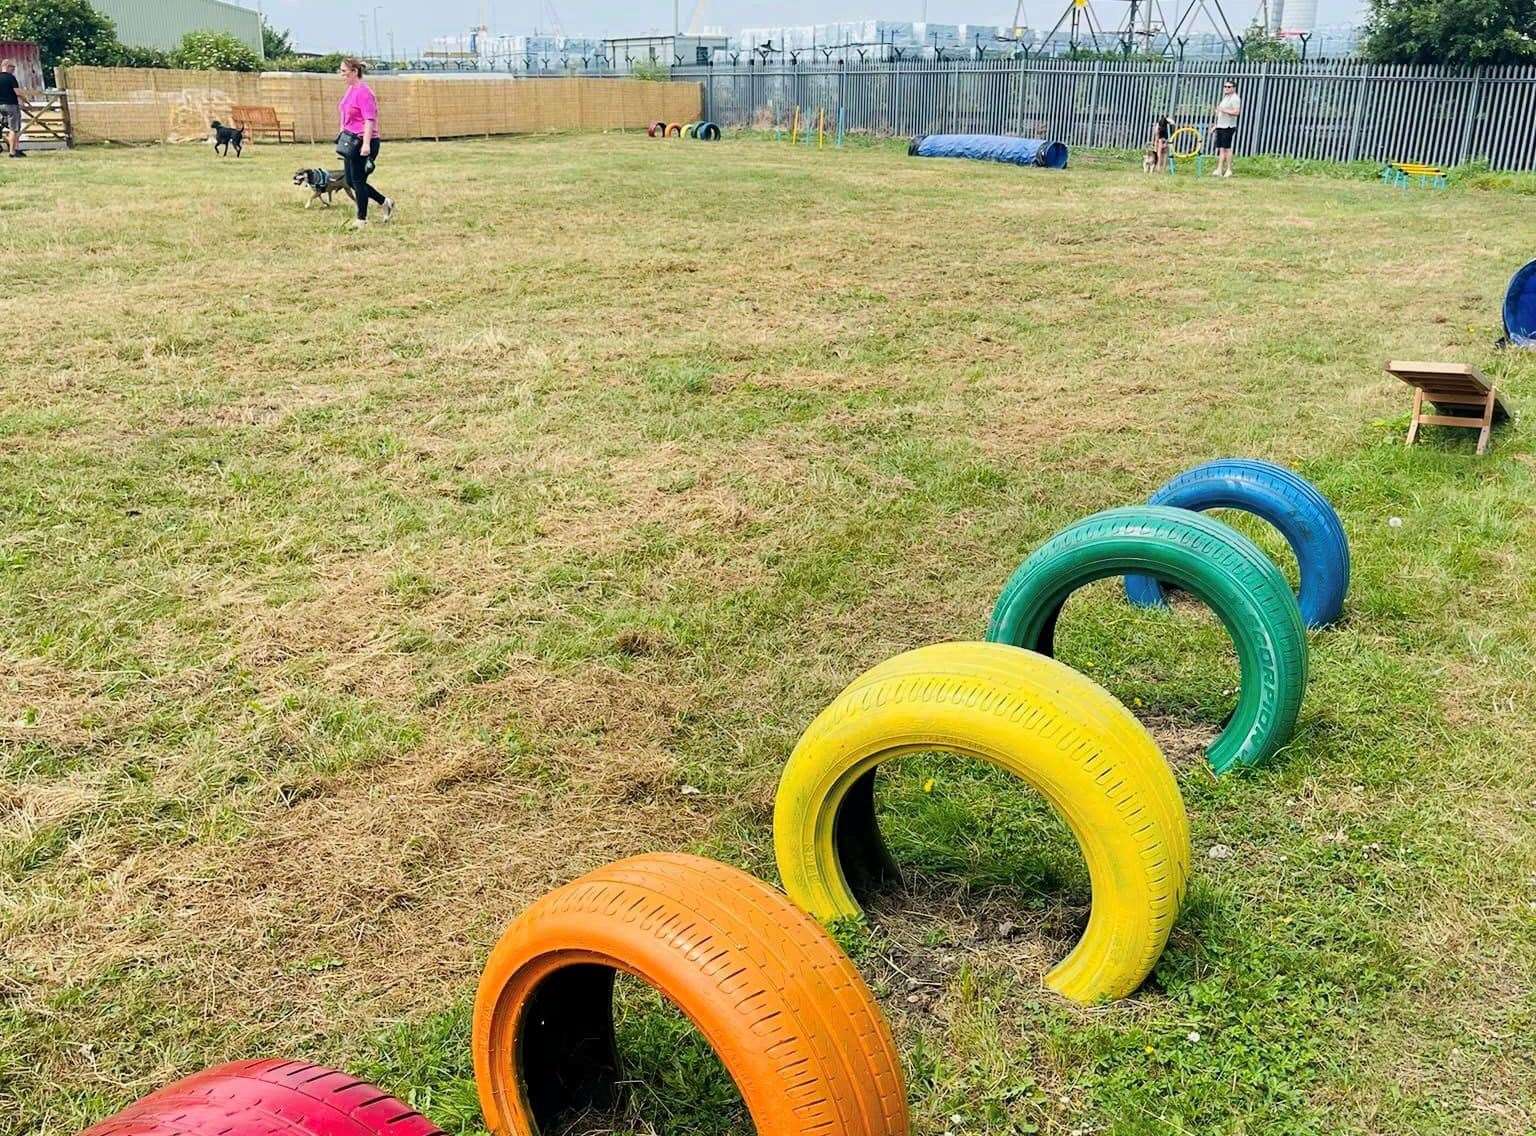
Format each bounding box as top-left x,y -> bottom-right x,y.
0,60 -> 25,158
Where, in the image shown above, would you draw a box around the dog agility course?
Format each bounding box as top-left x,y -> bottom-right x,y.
61,452 -> 1342,1123
3,133 -> 1535,1136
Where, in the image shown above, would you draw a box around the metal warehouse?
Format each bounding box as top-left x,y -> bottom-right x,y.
91,0 -> 264,59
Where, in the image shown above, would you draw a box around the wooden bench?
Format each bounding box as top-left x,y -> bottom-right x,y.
1381,161 -> 1446,190
1386,360 -> 1511,455
231,105 -> 295,143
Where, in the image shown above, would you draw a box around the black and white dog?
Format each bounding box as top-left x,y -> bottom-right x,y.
210,120 -> 245,157
292,167 -> 357,208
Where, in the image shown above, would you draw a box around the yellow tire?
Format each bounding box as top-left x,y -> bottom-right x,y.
773,641 -> 1190,1002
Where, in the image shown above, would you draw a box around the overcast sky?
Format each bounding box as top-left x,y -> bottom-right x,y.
260,0 -> 1369,54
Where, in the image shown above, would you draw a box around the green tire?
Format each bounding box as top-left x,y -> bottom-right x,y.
987,506 -> 1308,774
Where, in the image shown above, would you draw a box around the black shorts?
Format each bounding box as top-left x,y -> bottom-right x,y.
1214,126 -> 1236,150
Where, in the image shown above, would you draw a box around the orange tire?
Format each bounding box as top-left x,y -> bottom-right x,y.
666,122 -> 682,137
472,853 -> 909,1136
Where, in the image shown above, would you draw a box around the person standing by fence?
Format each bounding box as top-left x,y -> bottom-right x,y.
1212,79 -> 1241,178
336,57 -> 394,228
1151,114 -> 1171,172
0,60 -> 25,159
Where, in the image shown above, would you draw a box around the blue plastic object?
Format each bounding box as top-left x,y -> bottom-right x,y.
1502,259 -> 1536,347
910,133 -> 1069,169
1125,458 -> 1349,629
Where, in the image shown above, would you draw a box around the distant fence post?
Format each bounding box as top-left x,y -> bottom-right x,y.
1457,67 -> 1483,165
1012,56 -> 1026,135
945,61 -> 955,132
1345,64 -> 1369,162
1250,61 -> 1269,156
706,61 -> 715,120
1087,59 -> 1102,147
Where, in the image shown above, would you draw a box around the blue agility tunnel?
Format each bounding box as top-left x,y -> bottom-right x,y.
909,133 -> 1069,169
1502,258 -> 1536,347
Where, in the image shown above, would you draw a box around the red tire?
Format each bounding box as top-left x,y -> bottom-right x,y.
78,1060 -> 443,1136
646,120 -> 667,138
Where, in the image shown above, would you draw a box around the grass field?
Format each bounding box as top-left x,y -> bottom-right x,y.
2,133 -> 1534,1136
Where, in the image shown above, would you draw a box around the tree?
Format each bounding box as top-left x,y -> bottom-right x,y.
0,0 -> 119,70
1364,0 -> 1536,65
172,30 -> 260,72
261,17 -> 291,60
1240,22 -> 1301,61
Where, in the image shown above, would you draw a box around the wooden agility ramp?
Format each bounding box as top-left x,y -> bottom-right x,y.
1386,360 -> 1511,455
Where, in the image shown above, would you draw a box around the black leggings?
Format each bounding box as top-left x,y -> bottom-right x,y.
344,139 -> 386,220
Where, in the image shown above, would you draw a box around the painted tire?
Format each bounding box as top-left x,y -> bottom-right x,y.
666,123 -> 682,137
988,506 -> 1308,774
78,1060 -> 443,1136
698,121 -> 722,141
1125,458 -> 1349,628
472,852 -> 909,1136
681,122 -> 698,139
774,641 -> 1189,1003
646,120 -> 666,138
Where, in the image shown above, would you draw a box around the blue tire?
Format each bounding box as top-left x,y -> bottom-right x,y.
1125,458 -> 1348,628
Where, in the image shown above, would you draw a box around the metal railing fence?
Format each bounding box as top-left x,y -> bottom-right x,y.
676,58 -> 1536,171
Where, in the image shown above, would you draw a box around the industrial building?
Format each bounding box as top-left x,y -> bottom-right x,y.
425,29 -> 606,69
421,0 -> 1337,69
91,0 -> 264,59
603,34 -> 732,69
736,21 -> 1013,57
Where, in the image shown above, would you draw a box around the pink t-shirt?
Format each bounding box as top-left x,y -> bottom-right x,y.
339,82 -> 379,136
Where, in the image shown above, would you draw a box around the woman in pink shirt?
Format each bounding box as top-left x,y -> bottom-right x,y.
337,57 -> 394,227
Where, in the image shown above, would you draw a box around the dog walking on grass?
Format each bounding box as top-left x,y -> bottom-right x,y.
293,167 -> 358,208
210,120 -> 245,157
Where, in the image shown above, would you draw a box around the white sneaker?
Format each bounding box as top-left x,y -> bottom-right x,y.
351,218 -> 368,229
1223,169 -> 1233,178
380,197 -> 395,223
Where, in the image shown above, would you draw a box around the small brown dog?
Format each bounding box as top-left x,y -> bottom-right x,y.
292,167 -> 357,208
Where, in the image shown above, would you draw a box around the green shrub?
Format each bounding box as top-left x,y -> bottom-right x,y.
268,52 -> 345,74
105,42 -> 172,68
631,58 -> 671,81
171,29 -> 260,72
1446,156 -> 1536,195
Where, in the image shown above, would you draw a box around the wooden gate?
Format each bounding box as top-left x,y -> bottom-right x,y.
20,91 -> 71,150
